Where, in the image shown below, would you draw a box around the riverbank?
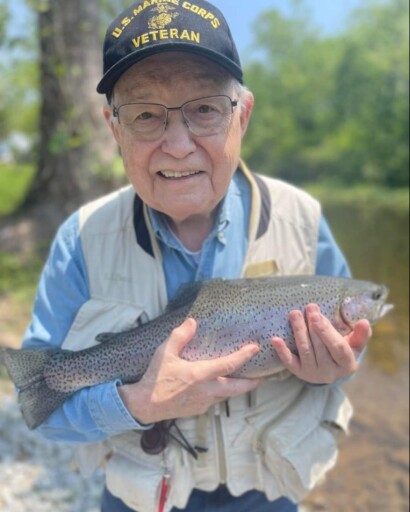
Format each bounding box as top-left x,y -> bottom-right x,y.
303,358 -> 409,512
0,390 -> 104,512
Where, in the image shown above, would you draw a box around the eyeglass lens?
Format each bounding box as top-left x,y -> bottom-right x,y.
115,96 -> 236,140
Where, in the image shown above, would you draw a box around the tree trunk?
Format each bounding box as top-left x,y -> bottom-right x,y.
22,0 -> 117,215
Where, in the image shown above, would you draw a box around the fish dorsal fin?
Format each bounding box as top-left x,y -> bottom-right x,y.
166,280 -> 217,313
95,311 -> 150,343
137,311 -> 150,326
95,333 -> 116,343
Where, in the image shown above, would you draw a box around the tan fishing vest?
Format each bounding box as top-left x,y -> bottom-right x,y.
62,162 -> 353,511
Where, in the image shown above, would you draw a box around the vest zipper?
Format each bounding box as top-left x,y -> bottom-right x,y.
215,406 -> 227,484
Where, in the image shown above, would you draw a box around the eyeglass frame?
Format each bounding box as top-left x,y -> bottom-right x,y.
112,94 -> 239,140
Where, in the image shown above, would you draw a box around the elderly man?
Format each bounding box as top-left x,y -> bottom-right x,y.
22,1 -> 371,511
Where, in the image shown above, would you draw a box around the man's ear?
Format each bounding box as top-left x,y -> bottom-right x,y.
239,91 -> 254,137
103,104 -> 121,145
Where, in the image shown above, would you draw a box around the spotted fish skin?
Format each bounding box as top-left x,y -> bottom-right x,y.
1,276 -> 391,429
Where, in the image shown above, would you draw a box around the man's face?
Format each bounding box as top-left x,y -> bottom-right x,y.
104,53 -> 253,223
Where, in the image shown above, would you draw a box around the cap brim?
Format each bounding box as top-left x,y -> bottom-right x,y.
97,44 -> 243,94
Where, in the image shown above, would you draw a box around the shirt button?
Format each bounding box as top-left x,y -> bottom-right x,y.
217,231 -> 225,242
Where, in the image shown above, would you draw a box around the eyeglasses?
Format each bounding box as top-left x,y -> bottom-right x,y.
112,95 -> 238,141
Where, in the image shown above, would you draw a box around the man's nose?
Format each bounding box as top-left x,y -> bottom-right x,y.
160,110 -> 197,158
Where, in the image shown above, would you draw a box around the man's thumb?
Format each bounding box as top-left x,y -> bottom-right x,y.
166,318 -> 197,355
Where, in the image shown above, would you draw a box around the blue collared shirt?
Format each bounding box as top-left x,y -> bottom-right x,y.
22,172 -> 350,443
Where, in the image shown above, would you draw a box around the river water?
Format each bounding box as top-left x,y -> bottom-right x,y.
303,203 -> 409,512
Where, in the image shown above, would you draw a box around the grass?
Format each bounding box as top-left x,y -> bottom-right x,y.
0,161 -> 43,352
0,163 -> 35,216
0,251 -> 43,299
0,251 -> 43,356
0,163 -> 43,348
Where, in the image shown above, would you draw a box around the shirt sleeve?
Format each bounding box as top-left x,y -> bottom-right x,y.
315,216 -> 351,278
21,212 -> 150,443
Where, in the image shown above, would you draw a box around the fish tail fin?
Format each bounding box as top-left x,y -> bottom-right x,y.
18,380 -> 72,430
1,348 -> 72,430
2,347 -> 52,388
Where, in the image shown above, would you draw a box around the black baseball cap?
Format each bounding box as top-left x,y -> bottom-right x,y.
97,0 -> 243,95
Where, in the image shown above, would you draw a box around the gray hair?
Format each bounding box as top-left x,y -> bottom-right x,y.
233,80 -> 252,113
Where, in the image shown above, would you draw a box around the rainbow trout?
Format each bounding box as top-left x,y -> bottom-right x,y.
1,276 -> 392,430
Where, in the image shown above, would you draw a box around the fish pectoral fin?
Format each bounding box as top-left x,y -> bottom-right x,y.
137,312 -> 150,326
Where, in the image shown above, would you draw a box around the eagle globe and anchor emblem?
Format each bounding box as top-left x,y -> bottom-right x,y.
148,3 -> 180,30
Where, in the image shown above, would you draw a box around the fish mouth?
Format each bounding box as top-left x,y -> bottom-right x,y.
380,304 -> 394,318
158,170 -> 204,180
340,300 -> 395,329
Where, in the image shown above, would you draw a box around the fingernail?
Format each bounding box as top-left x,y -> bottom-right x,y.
310,313 -> 321,324
289,310 -> 302,321
247,344 -> 260,355
271,337 -> 283,346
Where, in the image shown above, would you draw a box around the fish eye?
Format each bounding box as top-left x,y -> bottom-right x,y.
372,291 -> 382,300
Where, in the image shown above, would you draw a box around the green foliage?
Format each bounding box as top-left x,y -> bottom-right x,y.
0,1 -> 10,139
0,251 -> 42,295
0,0 -> 38,155
0,60 -> 39,139
243,0 -> 409,188
0,0 -> 129,164
0,1 -> 8,45
0,163 -> 35,215
0,249 -> 43,357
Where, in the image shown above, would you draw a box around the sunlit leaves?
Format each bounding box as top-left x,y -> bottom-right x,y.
243,0 -> 409,187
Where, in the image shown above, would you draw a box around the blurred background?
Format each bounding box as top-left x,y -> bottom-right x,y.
0,0 -> 408,511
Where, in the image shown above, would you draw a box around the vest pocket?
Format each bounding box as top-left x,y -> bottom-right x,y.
106,448 -> 164,511
105,432 -> 195,512
255,386 -> 352,503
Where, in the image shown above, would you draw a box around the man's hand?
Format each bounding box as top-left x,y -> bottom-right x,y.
119,318 -> 260,424
271,304 -> 372,384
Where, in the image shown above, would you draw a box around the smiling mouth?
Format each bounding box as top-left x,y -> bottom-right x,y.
158,170 -> 204,180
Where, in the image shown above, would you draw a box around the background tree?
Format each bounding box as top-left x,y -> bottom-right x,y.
0,1 -> 38,154
243,0 -> 409,188
331,0 -> 409,187
21,0 -> 118,215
